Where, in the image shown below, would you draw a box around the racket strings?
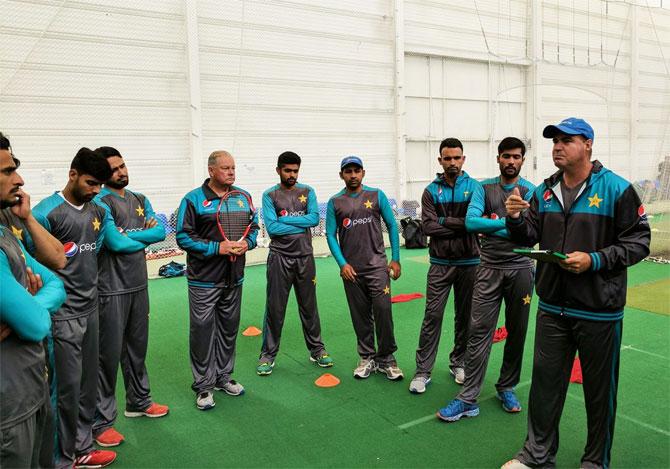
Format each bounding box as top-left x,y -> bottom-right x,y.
218,196 -> 252,241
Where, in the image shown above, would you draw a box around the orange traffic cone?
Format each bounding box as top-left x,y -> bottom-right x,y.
570,357 -> 583,384
242,326 -> 262,337
315,373 -> 340,388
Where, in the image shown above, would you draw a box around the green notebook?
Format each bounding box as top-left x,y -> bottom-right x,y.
513,249 -> 568,263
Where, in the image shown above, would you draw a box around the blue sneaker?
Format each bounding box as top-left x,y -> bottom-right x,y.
436,399 -> 479,422
496,390 -> 522,413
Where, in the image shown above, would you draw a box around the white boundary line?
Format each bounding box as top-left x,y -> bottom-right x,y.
397,379 -> 532,430
621,344 -> 669,360
565,393 -> 670,437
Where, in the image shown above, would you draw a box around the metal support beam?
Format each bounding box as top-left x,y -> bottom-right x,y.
185,0 -> 205,185
394,0 -> 407,202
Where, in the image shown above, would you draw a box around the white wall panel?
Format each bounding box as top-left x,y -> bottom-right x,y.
197,0 -> 396,204
1,0 -> 190,215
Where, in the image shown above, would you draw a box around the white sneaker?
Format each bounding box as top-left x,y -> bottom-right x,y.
500,459 -> 531,469
196,391 -> 215,410
353,358 -> 376,379
214,380 -> 245,396
450,366 -> 465,385
377,363 -> 404,381
409,376 -> 431,394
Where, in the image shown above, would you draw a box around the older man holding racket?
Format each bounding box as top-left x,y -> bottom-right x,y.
176,150 -> 259,411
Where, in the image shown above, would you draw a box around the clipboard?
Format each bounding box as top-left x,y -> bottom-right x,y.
513,249 -> 567,263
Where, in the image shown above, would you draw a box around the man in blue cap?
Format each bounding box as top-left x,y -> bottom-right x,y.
502,118 -> 650,469
326,156 -> 403,380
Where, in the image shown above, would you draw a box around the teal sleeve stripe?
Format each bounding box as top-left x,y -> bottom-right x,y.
590,252 -> 602,271
0,251 -> 53,341
245,208 -> 259,249
175,198 -> 219,257
280,188 -> 320,228
95,201 -> 147,253
22,244 -> 66,314
466,216 -> 506,234
262,191 -> 303,236
378,190 -> 399,261
127,197 -> 166,245
326,198 -> 347,267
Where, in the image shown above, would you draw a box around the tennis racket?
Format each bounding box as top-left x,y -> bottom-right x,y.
216,190 -> 255,262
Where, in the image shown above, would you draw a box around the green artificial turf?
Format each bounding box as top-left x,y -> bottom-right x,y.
111,249 -> 670,468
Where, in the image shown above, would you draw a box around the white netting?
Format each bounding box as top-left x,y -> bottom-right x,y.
638,154 -> 670,263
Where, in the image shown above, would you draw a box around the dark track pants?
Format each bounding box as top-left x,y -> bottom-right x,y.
94,289 -> 152,436
516,310 -> 622,469
0,387 -> 49,468
415,264 -> 476,377
188,285 -> 242,394
51,312 -> 98,468
342,267 -> 397,367
260,252 -> 326,362
458,266 -> 533,403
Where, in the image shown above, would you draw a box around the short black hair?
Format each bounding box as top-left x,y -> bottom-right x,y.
95,146 -> 122,159
0,132 -> 20,167
498,137 -> 526,157
439,138 -> 463,154
70,148 -> 112,181
277,151 -> 301,168
0,132 -> 9,151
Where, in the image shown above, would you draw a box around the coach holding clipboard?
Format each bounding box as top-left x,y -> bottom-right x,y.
500,118 -> 650,469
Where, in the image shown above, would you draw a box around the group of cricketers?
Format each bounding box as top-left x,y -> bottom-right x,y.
0,116 -> 651,469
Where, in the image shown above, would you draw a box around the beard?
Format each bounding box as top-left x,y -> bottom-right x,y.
0,198 -> 18,209
282,177 -> 297,187
106,178 -> 128,189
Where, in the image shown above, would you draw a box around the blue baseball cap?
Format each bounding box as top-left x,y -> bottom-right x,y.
341,155 -> 363,169
543,117 -> 594,141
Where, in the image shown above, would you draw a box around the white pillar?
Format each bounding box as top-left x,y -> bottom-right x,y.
629,3 -> 639,182
185,0 -> 205,185
394,0 -> 407,202
526,0 -> 543,182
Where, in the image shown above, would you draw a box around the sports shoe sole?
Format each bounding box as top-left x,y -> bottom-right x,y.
449,369 -> 465,385
256,362 -> 275,376
435,407 -> 480,422
496,394 -> 522,413
353,368 -> 374,379
196,402 -> 215,411
409,377 -> 432,394
93,439 -> 122,448
214,386 -> 245,396
309,356 -> 334,368
124,409 -> 168,418
378,369 -> 404,381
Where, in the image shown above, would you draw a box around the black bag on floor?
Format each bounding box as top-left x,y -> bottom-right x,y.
158,261 -> 186,278
400,217 -> 427,249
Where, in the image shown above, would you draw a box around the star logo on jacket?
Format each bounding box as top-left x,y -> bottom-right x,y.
588,193 -> 603,208
237,199 -> 244,208
364,200 -> 373,209
298,194 -> 307,204
464,191 -> 470,198
10,225 -> 23,241
522,294 -> 531,305
312,277 -> 317,285
92,218 -> 101,231
383,285 -> 390,295
136,206 -> 145,217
